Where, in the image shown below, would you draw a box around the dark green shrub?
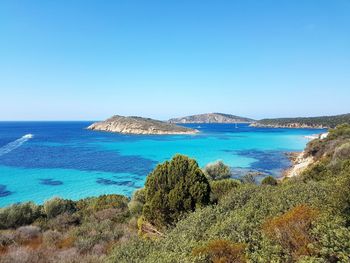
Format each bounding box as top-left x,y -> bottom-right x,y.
0,202 -> 41,229
301,161 -> 331,182
43,197 -> 77,219
203,160 -> 232,180
108,238 -> 155,263
210,179 -> 241,203
77,194 -> 129,214
143,155 -> 211,229
328,124 -> 350,140
261,176 -> 278,186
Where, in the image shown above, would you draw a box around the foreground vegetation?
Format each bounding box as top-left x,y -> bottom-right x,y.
255,113 -> 350,128
1,124 -> 350,262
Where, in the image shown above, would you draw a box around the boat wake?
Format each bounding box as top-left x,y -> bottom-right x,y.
0,134 -> 34,157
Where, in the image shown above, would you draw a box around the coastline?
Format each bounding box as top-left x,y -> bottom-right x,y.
0,123 -> 327,208
281,131 -> 328,178
282,151 -> 313,178
250,123 -> 328,129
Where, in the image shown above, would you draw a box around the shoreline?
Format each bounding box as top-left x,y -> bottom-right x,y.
282,151 -> 313,178
250,123 -> 328,129
281,131 -> 328,178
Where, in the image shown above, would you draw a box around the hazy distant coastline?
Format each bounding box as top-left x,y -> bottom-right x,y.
168,113 -> 254,124
250,113 -> 350,129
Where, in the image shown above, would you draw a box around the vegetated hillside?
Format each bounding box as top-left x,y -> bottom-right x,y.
0,125 -> 350,262
87,115 -> 198,135
108,124 -> 350,262
251,113 -> 350,128
168,113 -> 254,123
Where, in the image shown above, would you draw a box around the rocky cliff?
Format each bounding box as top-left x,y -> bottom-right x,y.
87,115 -> 198,135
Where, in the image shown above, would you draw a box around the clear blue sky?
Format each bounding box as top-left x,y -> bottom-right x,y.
0,0 -> 349,121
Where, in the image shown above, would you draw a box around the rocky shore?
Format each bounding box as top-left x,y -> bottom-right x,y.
283,151 -> 314,178
282,132 -> 328,178
87,115 -> 198,135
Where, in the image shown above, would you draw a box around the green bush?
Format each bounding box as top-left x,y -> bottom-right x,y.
128,200 -> 143,216
310,214 -> 350,262
143,155 -> 211,229
203,160 -> 232,180
128,189 -> 146,216
43,197 -> 77,219
261,176 -> 278,186
77,194 -> 129,214
210,179 -> 241,203
0,202 -> 41,229
108,238 -> 155,263
301,161 -> 332,182
107,170 -> 345,262
305,124 -> 350,159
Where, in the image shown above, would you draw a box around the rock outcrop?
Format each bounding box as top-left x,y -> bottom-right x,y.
87,115 -> 198,135
283,151 -> 314,178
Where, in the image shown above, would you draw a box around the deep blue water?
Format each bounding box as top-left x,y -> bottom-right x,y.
0,122 -> 325,207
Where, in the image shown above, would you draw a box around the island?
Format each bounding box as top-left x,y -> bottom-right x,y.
250,113 -> 350,129
168,113 -> 254,123
87,115 -> 198,135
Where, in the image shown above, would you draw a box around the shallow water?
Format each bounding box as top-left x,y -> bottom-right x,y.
0,122 -> 324,207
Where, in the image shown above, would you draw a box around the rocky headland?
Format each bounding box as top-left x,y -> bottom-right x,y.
168,113 -> 254,124
87,115 -> 198,135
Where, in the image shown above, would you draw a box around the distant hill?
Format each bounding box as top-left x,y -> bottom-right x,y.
168,113 -> 254,124
251,113 -> 350,129
87,115 -> 198,135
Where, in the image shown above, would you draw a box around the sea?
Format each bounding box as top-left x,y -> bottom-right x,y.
0,122 -> 325,207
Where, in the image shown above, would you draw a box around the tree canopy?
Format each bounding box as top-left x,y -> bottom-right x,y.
203,160 -> 232,180
142,154 -> 211,229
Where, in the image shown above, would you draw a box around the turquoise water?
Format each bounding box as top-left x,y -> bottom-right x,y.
0,122 -> 324,207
